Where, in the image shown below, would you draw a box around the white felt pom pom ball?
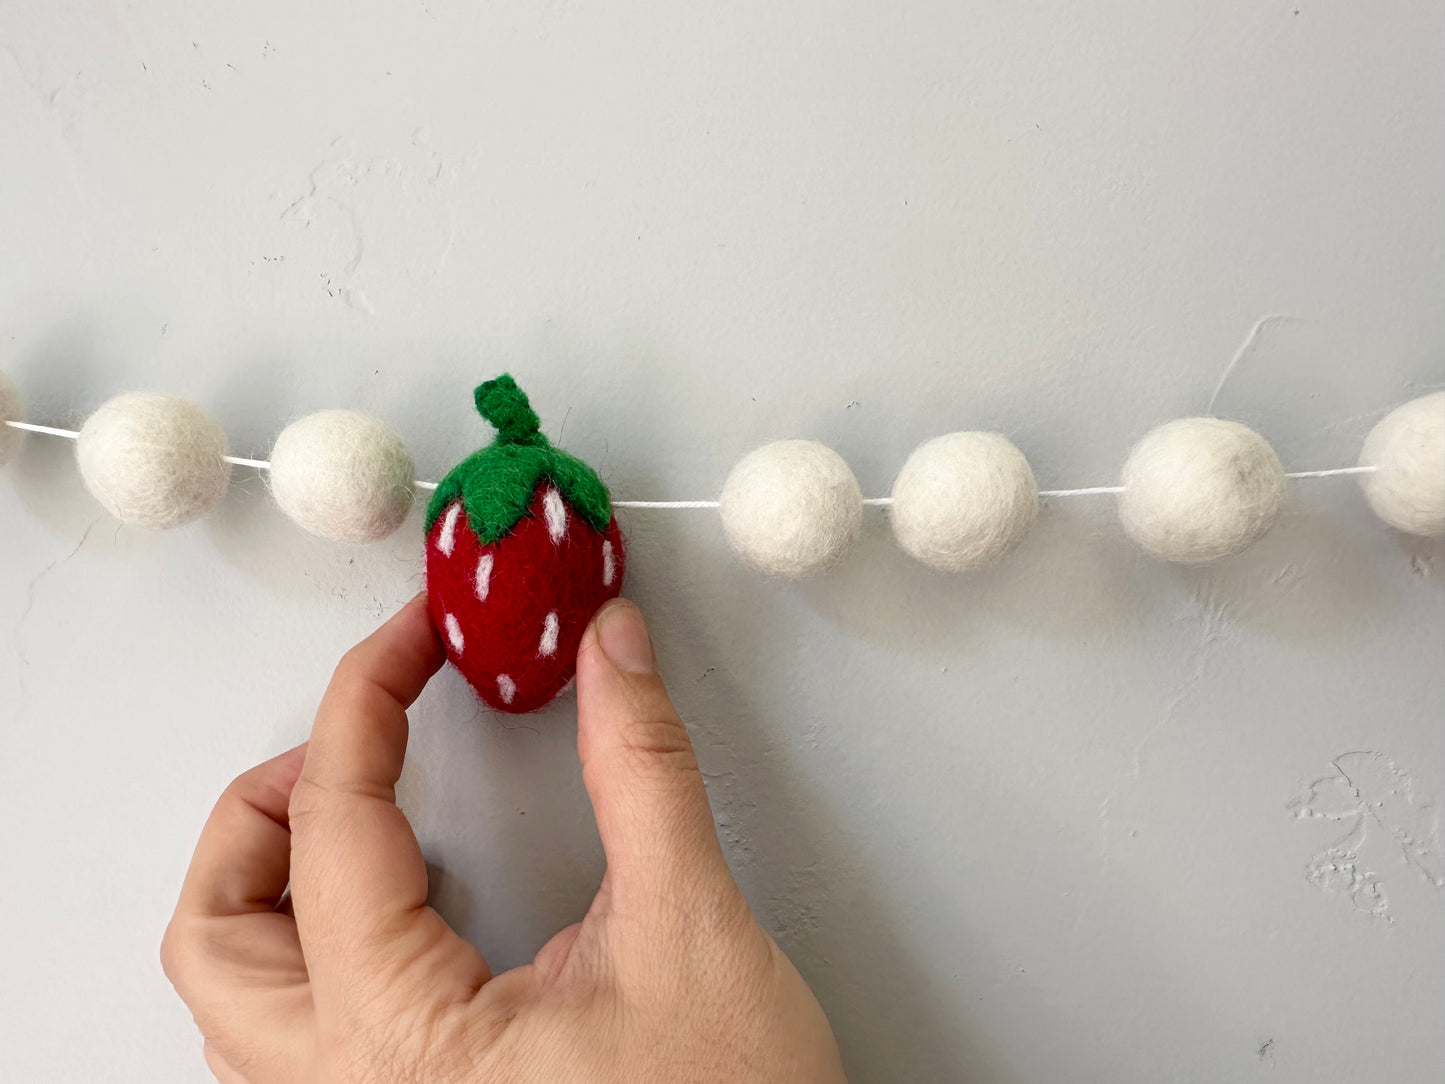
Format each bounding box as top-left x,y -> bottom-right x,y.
1,371 -> 24,466
76,393 -> 231,528
1357,392 -> 1445,536
269,410 -> 415,543
890,432 -> 1038,571
719,439 -> 862,577
1118,417 -> 1285,563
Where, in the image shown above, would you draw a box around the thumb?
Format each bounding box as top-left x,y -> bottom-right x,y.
576,598 -> 734,907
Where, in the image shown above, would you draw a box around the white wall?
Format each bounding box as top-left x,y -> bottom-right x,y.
2,2 -> 1442,1080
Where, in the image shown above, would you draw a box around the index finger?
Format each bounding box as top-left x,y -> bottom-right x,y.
288,595 -> 444,966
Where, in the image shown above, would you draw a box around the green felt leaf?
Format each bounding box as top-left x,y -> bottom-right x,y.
424,375 -> 612,543
427,471 -> 465,526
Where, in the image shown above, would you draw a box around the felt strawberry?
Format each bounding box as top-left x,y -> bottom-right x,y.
425,375 -> 625,713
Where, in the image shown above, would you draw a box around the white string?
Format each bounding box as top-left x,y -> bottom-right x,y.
614,499 -> 719,509
1040,486 -> 1124,497
1281,466 -> 1376,479
5,421 -> 82,439
2,418 -> 1378,503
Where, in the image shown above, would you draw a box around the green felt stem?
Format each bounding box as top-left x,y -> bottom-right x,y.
473,374 -> 545,446
425,374 -> 613,543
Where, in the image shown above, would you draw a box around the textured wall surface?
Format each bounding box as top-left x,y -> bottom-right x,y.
2,3 -> 1442,1081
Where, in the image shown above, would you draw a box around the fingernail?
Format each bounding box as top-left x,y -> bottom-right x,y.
596,599 -> 656,674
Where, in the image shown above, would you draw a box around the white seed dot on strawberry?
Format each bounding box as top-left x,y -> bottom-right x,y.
602,539 -> 616,586
474,553 -> 493,601
543,487 -> 567,542
538,611 -> 560,657
497,674 -> 517,704
443,612 -> 465,655
438,501 -> 462,557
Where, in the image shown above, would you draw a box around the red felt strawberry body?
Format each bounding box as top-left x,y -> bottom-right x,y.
424,376 -> 625,713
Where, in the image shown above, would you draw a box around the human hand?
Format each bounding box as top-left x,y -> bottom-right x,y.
162,595 -> 848,1083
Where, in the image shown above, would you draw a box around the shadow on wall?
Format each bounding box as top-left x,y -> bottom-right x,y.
627,512 -> 1022,1083
403,660 -> 608,975
800,482 -> 1441,662
800,499 -> 1151,661
10,423 -> 103,538
687,662 -> 1026,1083
1191,494 -> 1444,645
8,319 -> 118,538
203,457 -> 429,610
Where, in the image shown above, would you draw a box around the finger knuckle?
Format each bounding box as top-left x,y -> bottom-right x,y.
287,773 -> 391,829
222,765 -> 256,799
615,703 -> 696,759
332,643 -> 369,684
158,920 -> 190,984
613,716 -> 701,785
286,773 -> 327,824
